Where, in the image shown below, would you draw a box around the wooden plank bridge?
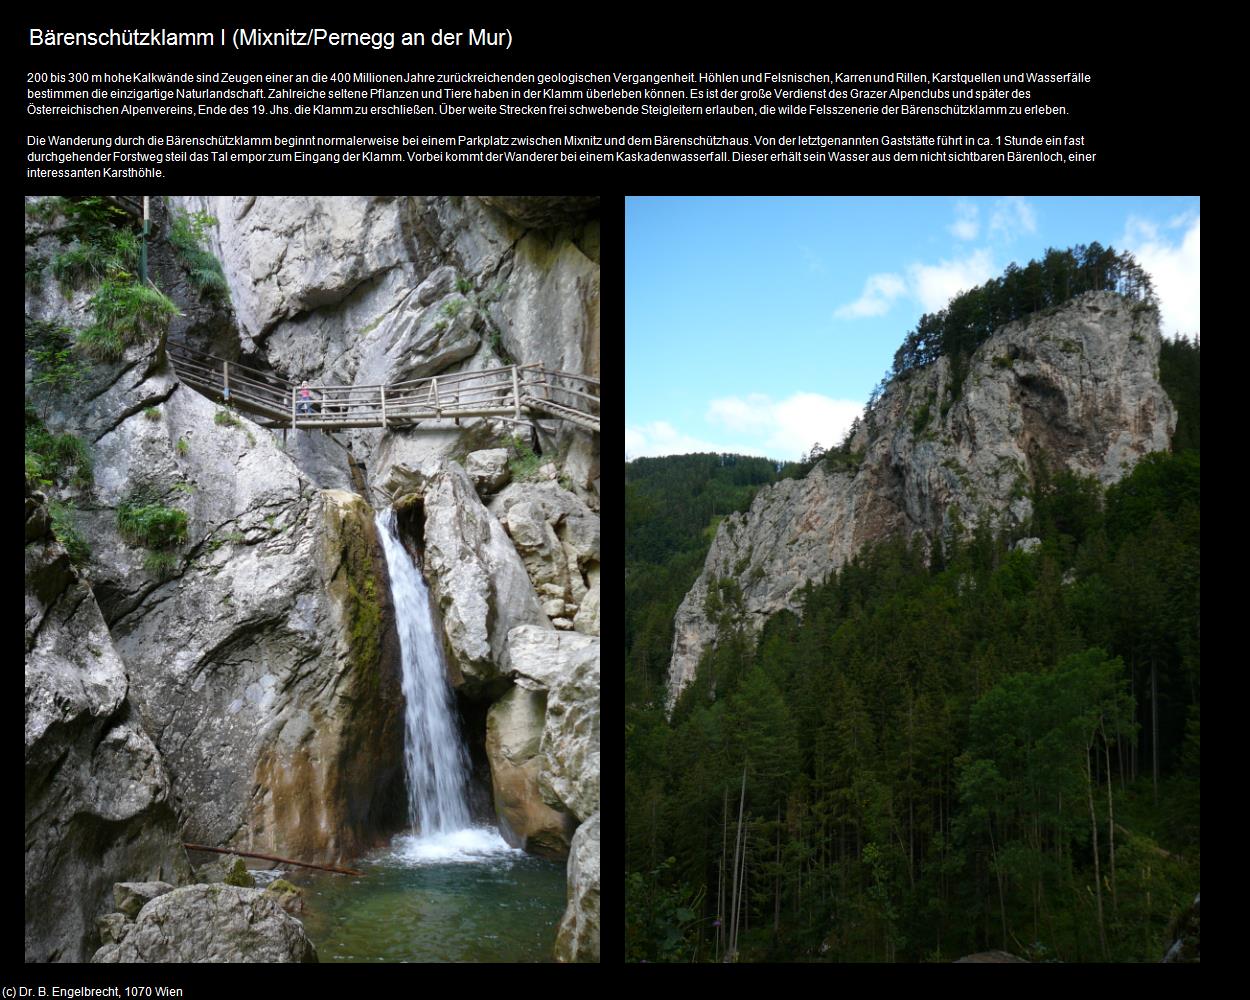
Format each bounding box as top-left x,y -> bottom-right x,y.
168,343 -> 600,434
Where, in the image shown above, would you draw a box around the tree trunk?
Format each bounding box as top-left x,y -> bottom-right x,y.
1104,728 -> 1117,912
718,786 -> 727,961
1151,657 -> 1159,806
987,819 -> 1008,951
729,764 -> 746,958
1085,744 -> 1108,958
774,802 -> 782,935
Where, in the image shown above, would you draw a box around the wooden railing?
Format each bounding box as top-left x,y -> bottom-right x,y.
167,343 -> 599,433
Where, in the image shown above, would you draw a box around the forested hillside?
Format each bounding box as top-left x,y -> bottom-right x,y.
625,313 -> 1199,963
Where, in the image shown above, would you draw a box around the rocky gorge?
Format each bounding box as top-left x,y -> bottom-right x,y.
24,195 -> 600,963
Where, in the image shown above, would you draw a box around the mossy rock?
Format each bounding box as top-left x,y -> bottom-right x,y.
224,858 -> 255,887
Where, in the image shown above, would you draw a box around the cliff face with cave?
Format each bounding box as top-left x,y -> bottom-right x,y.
24,196 -> 600,962
667,291 -> 1173,710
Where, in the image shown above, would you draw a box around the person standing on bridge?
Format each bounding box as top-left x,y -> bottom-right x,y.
297,381 -> 314,416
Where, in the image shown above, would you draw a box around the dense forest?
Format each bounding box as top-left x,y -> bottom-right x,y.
624,327 -> 1199,962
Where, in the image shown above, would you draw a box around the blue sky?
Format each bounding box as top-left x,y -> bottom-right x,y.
626,196 -> 1200,461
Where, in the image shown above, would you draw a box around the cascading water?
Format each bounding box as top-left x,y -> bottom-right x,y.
287,510 -> 566,960
374,508 -> 473,837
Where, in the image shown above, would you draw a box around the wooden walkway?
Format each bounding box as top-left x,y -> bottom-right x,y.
168,343 -> 600,433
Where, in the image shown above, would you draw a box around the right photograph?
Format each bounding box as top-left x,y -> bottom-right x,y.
625,196 -> 1200,963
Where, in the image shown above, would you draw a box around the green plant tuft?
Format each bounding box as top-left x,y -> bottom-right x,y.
48,501 -> 92,565
26,319 -> 89,394
143,550 -> 179,580
25,416 -> 93,490
455,275 -> 473,294
84,278 -> 178,348
117,491 -> 188,549
440,297 -> 466,319
144,406 -> 161,421
215,407 -> 241,427
507,434 -> 543,482
176,437 -> 189,456
167,206 -> 227,295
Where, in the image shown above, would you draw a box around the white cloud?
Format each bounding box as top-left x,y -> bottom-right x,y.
834,272 -> 907,319
707,392 -> 864,459
1124,213 -> 1200,336
625,421 -> 748,460
949,200 -> 980,240
988,196 -> 1037,241
907,248 -> 996,313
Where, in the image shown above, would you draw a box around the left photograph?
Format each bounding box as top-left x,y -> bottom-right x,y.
24,195 -> 600,963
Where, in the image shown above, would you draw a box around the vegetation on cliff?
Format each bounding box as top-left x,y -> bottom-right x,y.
625,336 -> 1200,963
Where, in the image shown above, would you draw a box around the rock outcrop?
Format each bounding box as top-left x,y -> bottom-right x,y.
26,318 -> 406,864
92,884 -> 317,963
483,626 -> 600,858
489,481 -> 601,634
25,487 -> 189,963
668,292 -> 1175,708
419,460 -> 550,695
554,812 -> 601,963
486,686 -> 575,857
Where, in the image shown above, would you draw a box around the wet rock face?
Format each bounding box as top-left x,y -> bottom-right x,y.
29,319 -> 406,864
485,687 -> 576,857
668,292 -> 1176,709
554,812 -> 600,963
418,460 -> 550,696
24,488 -> 189,963
92,884 -> 317,963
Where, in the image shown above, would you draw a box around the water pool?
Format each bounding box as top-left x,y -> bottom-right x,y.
289,829 -> 567,963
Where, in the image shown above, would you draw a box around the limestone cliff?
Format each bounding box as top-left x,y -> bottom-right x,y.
668,291 -> 1174,709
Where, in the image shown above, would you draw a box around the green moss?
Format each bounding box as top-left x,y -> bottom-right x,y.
224,858 -> 255,887
267,879 -> 302,895
338,508 -> 384,691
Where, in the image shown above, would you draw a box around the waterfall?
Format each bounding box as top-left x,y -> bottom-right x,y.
375,509 -> 471,837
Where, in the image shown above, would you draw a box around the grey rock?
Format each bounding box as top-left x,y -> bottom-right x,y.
420,461 -> 549,694
668,292 -> 1175,709
539,641 -> 600,823
554,812 -> 600,963
504,625 -> 599,693
25,488 -> 189,963
573,566 -> 601,636
465,448 -> 511,492
1012,536 -> 1043,553
92,884 -> 317,963
489,480 -> 600,615
114,882 -> 175,919
477,196 -> 600,229
96,913 -> 129,945
486,687 -> 575,858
